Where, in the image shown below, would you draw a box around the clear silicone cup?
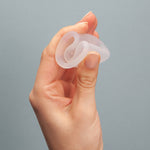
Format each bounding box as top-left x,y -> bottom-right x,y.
55,31 -> 110,69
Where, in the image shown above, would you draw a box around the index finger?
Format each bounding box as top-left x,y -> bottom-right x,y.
78,11 -> 98,34
35,22 -> 89,85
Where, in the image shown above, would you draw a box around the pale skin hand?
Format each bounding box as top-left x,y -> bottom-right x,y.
29,12 -> 103,150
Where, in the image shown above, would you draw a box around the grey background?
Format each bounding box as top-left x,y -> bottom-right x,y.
0,0 -> 150,149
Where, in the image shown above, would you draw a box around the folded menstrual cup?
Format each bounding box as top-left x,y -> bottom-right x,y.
55,31 -> 110,69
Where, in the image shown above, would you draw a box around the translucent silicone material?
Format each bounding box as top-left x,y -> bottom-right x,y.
55,31 -> 110,69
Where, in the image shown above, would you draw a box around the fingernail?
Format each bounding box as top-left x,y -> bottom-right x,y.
82,11 -> 92,19
77,21 -> 88,25
76,21 -> 88,26
85,52 -> 100,69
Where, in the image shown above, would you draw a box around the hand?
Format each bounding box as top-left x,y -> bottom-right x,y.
29,12 -> 103,150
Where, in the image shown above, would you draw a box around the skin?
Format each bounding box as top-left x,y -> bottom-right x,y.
29,12 -> 103,150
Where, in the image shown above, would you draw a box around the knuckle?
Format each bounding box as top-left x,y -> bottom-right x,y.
29,90 -> 35,108
40,48 -> 48,60
77,74 -> 96,88
29,89 -> 40,114
59,27 -> 66,37
58,26 -> 69,38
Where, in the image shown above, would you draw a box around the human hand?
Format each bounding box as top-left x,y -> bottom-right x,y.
29,12 -> 103,150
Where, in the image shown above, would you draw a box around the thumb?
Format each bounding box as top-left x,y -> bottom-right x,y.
73,52 -> 100,110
